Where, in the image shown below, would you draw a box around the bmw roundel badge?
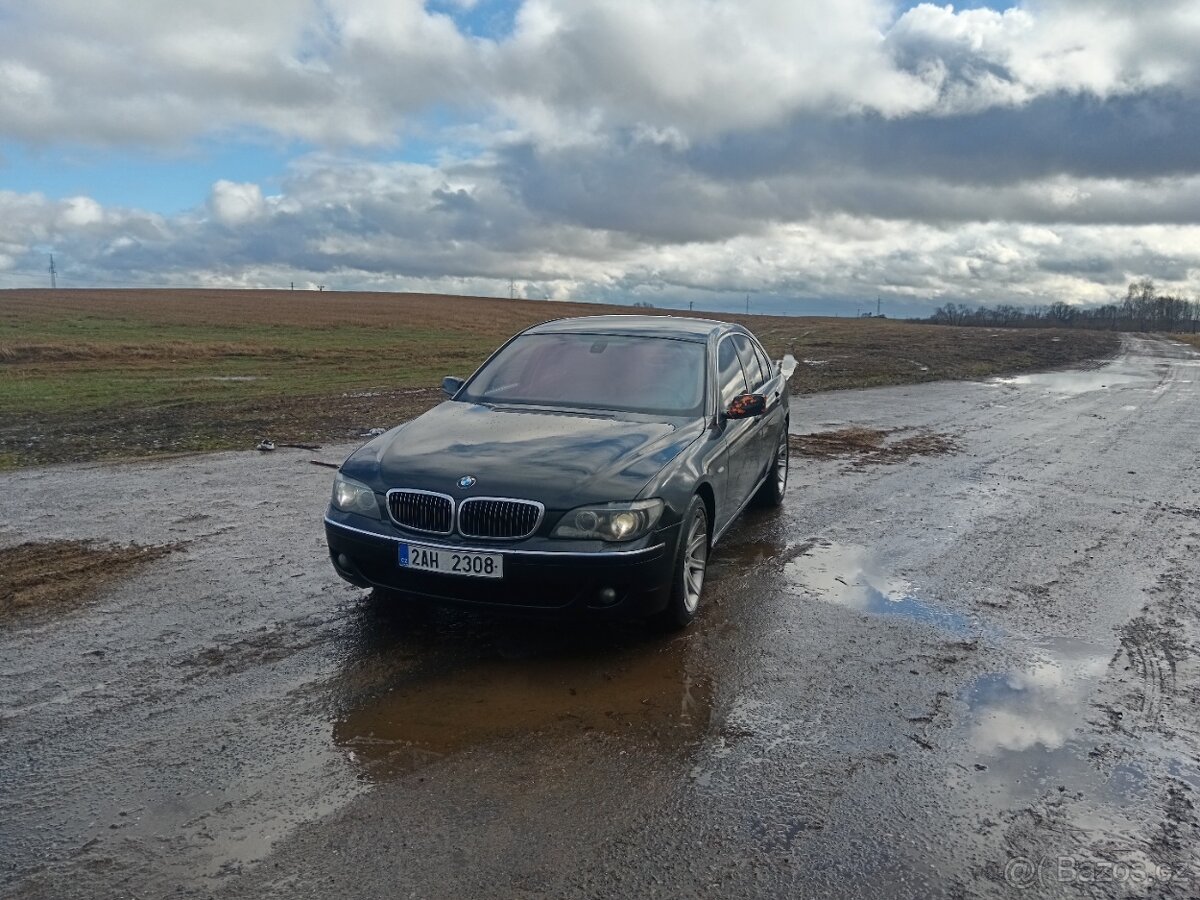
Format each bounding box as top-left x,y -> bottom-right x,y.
458,475 -> 477,489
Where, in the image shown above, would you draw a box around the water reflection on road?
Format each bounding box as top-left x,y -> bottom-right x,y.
333,604 -> 713,780
962,638 -> 1109,757
783,540 -> 976,636
944,638 -> 1191,892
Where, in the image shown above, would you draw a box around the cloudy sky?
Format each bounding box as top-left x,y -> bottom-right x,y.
2,0 -> 1199,316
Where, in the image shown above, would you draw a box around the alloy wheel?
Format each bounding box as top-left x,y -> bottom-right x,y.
775,432 -> 789,495
682,508 -> 708,613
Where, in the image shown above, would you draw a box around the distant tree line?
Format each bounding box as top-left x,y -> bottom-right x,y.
921,280 -> 1199,333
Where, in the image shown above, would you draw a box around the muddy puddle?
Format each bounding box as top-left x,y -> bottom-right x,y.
334,616 -> 713,780
989,369 -> 1148,394
946,638 -> 1191,889
961,638 -> 1109,759
788,426 -> 958,465
782,540 -> 976,635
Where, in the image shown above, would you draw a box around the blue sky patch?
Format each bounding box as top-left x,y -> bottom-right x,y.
429,0 -> 520,40
0,139 -> 299,214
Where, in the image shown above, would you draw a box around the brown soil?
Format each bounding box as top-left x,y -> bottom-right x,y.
789,427 -> 960,465
0,289 -> 1118,467
2,387 -> 445,467
0,540 -> 176,624
0,288 -> 1120,376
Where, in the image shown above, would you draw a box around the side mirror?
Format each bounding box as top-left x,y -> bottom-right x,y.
725,393 -> 766,419
442,376 -> 465,397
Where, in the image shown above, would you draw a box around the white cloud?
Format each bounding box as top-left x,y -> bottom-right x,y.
3,0 -> 1197,148
496,0 -> 936,136
59,196 -> 104,228
889,1 -> 1200,113
208,181 -> 266,225
0,2 -> 1198,309
4,157 -> 1200,308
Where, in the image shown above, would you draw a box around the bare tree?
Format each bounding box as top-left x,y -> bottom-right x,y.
917,281 -> 1198,334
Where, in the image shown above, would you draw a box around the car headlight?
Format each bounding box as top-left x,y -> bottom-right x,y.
331,474 -> 381,518
551,499 -> 665,542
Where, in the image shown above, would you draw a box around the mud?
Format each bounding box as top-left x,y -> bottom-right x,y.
0,540 -> 175,623
788,425 -> 959,464
335,622 -> 711,779
2,335 -> 1199,899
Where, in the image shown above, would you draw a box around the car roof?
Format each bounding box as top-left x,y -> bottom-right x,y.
524,314 -> 737,342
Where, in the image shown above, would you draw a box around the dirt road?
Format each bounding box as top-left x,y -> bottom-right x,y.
2,336 -> 1197,898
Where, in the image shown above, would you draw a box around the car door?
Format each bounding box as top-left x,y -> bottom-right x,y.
714,334 -> 757,532
731,333 -> 775,489
753,333 -> 788,446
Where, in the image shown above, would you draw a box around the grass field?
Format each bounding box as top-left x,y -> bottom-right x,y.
0,289 -> 1119,468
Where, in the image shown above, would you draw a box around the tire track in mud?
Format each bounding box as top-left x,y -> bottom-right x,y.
1113,616 -> 1180,730
1106,563 -> 1197,737
175,615 -> 338,683
1081,558 -> 1200,897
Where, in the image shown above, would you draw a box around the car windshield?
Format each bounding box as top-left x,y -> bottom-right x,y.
461,332 -> 707,416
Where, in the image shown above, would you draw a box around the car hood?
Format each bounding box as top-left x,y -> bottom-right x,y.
343,401 -> 703,506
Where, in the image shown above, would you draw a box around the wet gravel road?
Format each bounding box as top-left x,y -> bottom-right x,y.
2,335 -> 1198,899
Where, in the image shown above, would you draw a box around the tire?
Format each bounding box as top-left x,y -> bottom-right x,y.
753,422 -> 789,507
653,495 -> 710,631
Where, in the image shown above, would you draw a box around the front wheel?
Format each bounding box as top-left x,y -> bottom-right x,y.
753,423 -> 789,507
653,495 -> 709,631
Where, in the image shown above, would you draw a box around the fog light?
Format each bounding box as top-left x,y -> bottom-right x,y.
596,587 -> 618,606
337,553 -> 352,569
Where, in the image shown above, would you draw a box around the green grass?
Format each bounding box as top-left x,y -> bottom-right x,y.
0,323 -> 497,416
0,315 -> 459,349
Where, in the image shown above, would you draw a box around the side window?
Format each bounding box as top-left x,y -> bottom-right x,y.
732,334 -> 765,391
718,337 -> 749,407
751,339 -> 774,383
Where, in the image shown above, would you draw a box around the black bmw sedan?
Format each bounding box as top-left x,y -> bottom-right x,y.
324,315 -> 789,628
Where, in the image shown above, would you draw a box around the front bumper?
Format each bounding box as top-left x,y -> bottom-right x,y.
324,515 -> 679,618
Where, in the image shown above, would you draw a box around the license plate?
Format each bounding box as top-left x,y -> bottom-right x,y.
398,543 -> 503,579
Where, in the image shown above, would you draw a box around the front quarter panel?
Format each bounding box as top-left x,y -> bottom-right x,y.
338,423 -> 407,485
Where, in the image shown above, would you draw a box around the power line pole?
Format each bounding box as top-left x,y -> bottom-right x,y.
510,279 -> 515,300
745,294 -> 749,315
48,254 -> 57,289
877,296 -> 881,317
